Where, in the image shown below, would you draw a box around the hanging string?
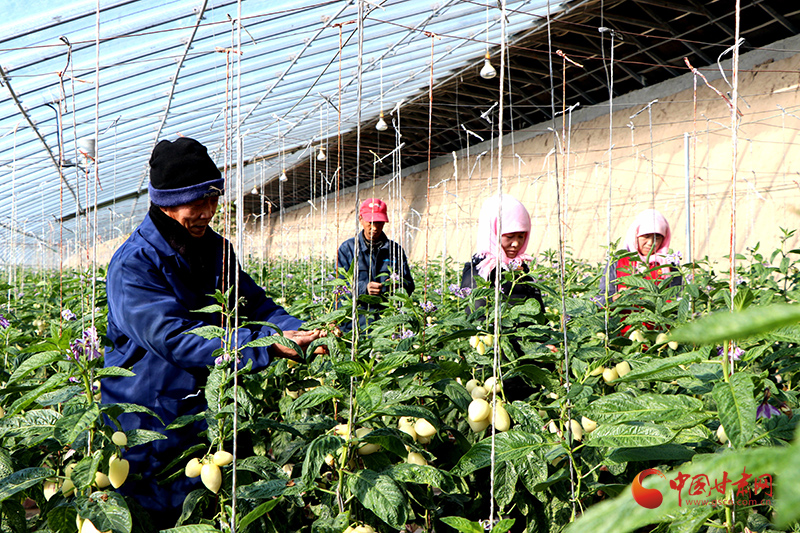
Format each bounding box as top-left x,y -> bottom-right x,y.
729,1 -> 742,373
546,0 -> 576,520
600,25 -> 615,340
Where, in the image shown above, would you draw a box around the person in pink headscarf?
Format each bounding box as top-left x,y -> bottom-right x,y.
460,194 -> 545,315
599,208 -> 682,305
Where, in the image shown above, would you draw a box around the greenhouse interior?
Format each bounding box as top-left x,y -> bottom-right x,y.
2,0 -> 800,532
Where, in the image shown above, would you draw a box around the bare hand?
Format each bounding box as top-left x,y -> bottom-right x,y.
271,329 -> 324,361
367,281 -> 383,296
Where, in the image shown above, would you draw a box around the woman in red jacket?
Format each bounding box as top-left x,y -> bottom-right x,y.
598,209 -> 682,332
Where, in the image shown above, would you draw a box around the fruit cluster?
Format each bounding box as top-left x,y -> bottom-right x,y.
465,377 -> 511,432
184,450 -> 233,493
468,333 -> 494,355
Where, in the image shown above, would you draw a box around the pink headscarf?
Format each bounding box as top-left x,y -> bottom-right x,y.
623,209 -> 671,264
474,194 -> 532,279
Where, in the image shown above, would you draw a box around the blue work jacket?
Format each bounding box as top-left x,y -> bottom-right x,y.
337,231 -> 415,299
103,213 -> 301,518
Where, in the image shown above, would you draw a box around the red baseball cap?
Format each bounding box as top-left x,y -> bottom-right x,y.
359,198 -> 389,222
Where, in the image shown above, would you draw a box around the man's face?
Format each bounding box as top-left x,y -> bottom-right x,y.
162,196 -> 219,237
359,215 -> 385,241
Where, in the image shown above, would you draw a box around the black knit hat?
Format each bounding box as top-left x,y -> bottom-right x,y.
148,137 -> 224,207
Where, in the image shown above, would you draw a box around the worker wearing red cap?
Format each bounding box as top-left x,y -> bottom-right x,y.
336,198 -> 415,329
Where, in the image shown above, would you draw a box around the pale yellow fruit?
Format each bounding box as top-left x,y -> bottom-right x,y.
111,431 -> 127,447
398,416 -> 415,427
581,416 -> 597,434
79,518 -> 107,533
285,388 -> 300,399
546,420 -> 563,438
465,378 -> 480,393
475,341 -> 487,355
108,455 -> 129,488
468,398 -> 491,423
615,361 -> 631,378
493,403 -> 511,432
185,458 -> 202,478
398,423 -> 417,441
43,479 -> 59,501
483,376 -> 502,395
201,463 -> 222,493
334,423 -> 351,437
629,330 -> 645,343
287,359 -> 299,368
595,331 -> 607,340
656,333 -> 669,345
64,463 -> 76,477
569,419 -> 584,442
61,478 -> 75,497
356,428 -> 380,455
469,336 -> 481,349
213,450 -> 233,466
716,425 -> 728,444
470,386 -> 488,400
602,367 -> 619,384
282,464 -> 293,477
589,366 -> 605,376
414,418 -> 436,438
668,341 -> 679,350
467,417 -> 490,432
353,525 -> 376,533
94,472 -> 111,488
345,527 -> 355,533
417,435 -> 431,445
407,452 -> 427,466
481,334 -> 494,346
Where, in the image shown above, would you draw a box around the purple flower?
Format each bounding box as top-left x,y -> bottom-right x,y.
286,273 -> 294,279
420,301 -> 437,313
312,294 -> 326,304
665,251 -> 683,265
392,329 -> 415,340
0,315 -> 8,329
508,258 -> 522,270
215,354 -> 230,366
756,402 -> 780,420
333,285 -> 351,298
69,327 -> 102,361
61,309 -> 77,321
448,283 -> 460,294
389,272 -> 401,283
717,345 -> 745,363
433,288 -> 442,295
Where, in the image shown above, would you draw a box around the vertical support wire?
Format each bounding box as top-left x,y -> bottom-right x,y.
546,0 -> 576,519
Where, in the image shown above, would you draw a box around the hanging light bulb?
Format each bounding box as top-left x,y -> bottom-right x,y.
317,145 -> 327,161
251,186 -> 259,195
376,111 -> 388,132
479,52 -> 496,80
279,170 -> 288,182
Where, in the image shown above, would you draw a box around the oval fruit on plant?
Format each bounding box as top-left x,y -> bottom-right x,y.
414,418 -> 436,438
201,463 -> 222,493
629,330 -> 645,343
213,450 -> 233,466
569,419 -> 584,442
656,332 -> 669,345
668,340 -> 679,350
94,472 -> 111,489
470,385 -> 488,400
589,366 -> 605,377
111,431 -> 127,447
602,367 -> 619,384
108,455 -> 129,488
467,417 -> 490,433
493,403 -> 511,432
483,376 -> 501,395
468,398 -> 491,423
716,424 -> 728,444
185,458 -> 202,478
581,416 -> 597,434
615,361 -> 631,377
465,378 -> 480,393
407,452 -> 427,466
355,428 -> 380,455
43,478 -> 59,501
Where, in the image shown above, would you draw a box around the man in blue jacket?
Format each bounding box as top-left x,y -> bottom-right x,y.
337,198 -> 414,330
104,137 -> 321,528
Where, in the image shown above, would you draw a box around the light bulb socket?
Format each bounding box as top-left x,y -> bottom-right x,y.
279,172 -> 288,182
376,114 -> 389,131
317,147 -> 327,161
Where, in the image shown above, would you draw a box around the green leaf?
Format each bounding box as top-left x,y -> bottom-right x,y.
124,429 -> 168,447
712,372 -> 756,449
614,353 -> 703,383
440,516 -> 483,533
346,469 -> 407,529
159,525 -> 221,533
237,500 -> 278,530
333,360 -> 366,377
584,422 -> 674,448
374,405 -> 438,426
183,325 -> 225,340
491,519 -> 516,533
0,467 -> 55,502
54,403 -> 101,446
77,490 -> 132,533
242,334 -> 302,357
355,384 -> 383,412
433,378 -> 472,413
7,373 -> 69,416
451,431 -> 546,477
606,444 -> 696,465
494,460 -> 517,507
287,386 -> 343,416
385,463 -> 458,493
586,392 -> 704,424
670,303 -> 800,344
94,367 -> 136,379
237,479 -> 306,499
302,435 -> 344,486
6,351 -> 64,385
100,403 -> 164,425
72,451 -> 103,490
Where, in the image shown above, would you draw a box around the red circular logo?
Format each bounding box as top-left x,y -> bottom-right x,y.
632,469 -> 665,509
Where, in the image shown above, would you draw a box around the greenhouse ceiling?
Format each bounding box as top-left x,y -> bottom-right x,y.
2,0 -> 799,266
0,0 -> 558,265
